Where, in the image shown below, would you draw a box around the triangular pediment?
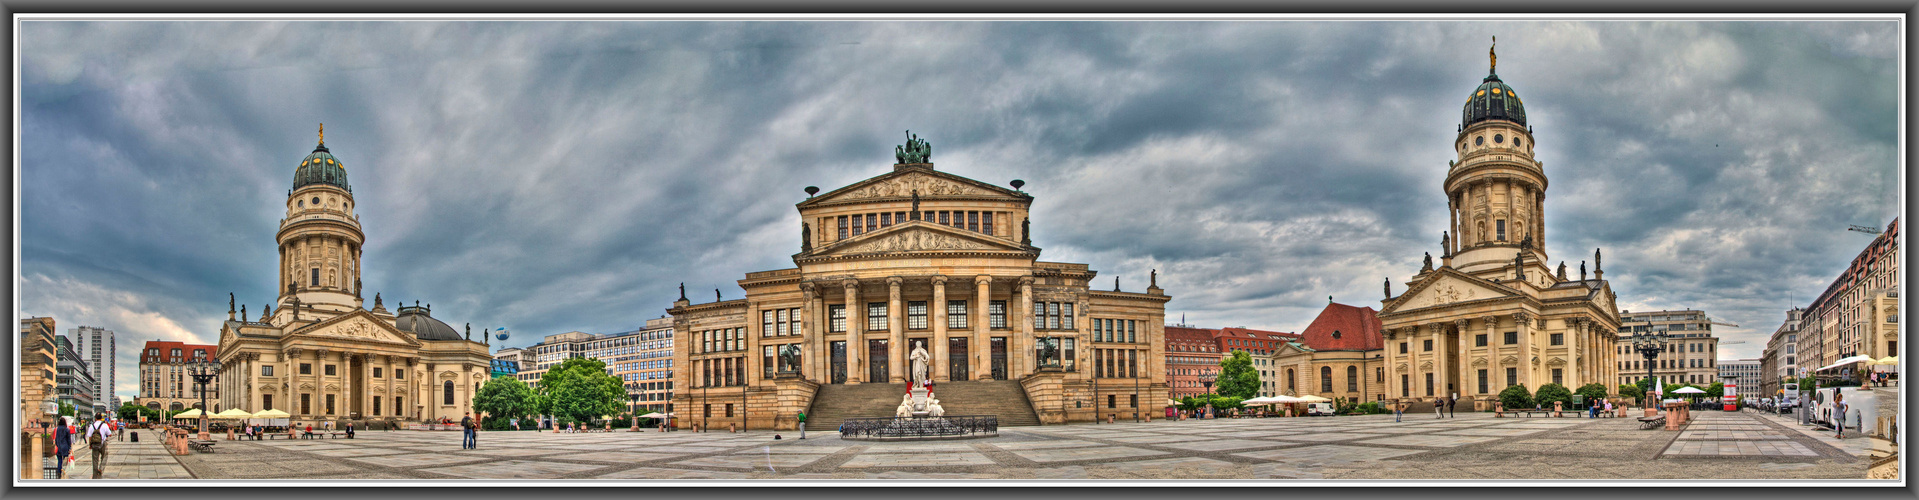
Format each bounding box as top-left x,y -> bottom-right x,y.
800,167 -> 1028,208
1471,357 -> 1488,367
806,221 -> 1031,259
287,310 -> 421,348
1383,268 -> 1518,315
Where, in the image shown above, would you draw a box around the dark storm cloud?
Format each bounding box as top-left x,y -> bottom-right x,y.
17,19 -> 1899,399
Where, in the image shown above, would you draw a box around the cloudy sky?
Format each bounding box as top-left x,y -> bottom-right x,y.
17,19 -> 1901,402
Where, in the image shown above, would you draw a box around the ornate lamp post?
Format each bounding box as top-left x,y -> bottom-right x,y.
1630,331 -> 1670,410
189,365 -> 221,440
1199,372 -> 1217,419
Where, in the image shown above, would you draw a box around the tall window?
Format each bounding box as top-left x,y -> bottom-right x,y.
702,331 -> 712,353
947,301 -> 968,329
1506,367 -> 1517,388
301,394 -> 311,414
880,212 -> 892,228
829,305 -> 847,332
1062,303 -> 1075,329
1401,374 -> 1410,397
1377,367 -> 1384,383
312,268 -> 320,286
907,301 -> 928,329
1496,219 -> 1507,241
1399,343 -> 1408,354
989,301 -> 1007,329
1321,366 -> 1333,392
1478,369 -> 1489,393
866,214 -> 877,233
939,211 -> 950,226
1347,366 -> 1359,392
1552,369 -> 1563,386
1129,350 -> 1138,378
1424,339 -> 1433,351
1287,369 -> 1296,391
327,394 -> 336,414
763,346 -> 775,378
788,308 -> 802,336
837,216 -> 848,240
982,212 -> 994,235
763,311 -> 776,337
868,303 -> 889,331
1128,320 -> 1137,343
1425,373 -> 1435,396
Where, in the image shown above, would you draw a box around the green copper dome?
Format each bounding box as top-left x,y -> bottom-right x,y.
1461,73 -> 1527,128
293,143 -> 351,192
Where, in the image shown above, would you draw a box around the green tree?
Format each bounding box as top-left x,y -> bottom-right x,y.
535,357 -> 625,425
1574,383 -> 1609,405
1534,383 -> 1573,408
1497,384 -> 1534,409
473,375 -> 540,430
58,402 -> 76,417
1215,350 -> 1261,400
1176,396 -> 1204,413
1705,381 -> 1725,400
1617,383 -> 1644,402
117,403 -> 161,422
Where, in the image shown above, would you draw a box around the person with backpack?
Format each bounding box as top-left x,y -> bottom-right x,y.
460,412 -> 476,449
85,414 -> 112,479
53,416 -> 73,479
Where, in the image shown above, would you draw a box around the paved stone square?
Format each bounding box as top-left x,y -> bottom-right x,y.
27,410 -> 1885,481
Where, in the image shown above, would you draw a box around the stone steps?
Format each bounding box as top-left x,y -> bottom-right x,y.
806,380 -> 1040,430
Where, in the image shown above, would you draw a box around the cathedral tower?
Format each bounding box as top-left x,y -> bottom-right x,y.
1444,40 -> 1551,284
276,124 -> 364,314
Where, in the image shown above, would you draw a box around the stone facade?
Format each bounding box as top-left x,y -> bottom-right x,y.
1163,326 -> 1221,401
1271,303 -> 1386,403
136,341 -> 219,413
1761,308 -> 1803,399
1612,310 -> 1721,387
1377,63 -> 1621,410
214,131 -> 492,427
19,318 -> 58,424
671,155 -> 1169,429
1796,218 -> 1898,376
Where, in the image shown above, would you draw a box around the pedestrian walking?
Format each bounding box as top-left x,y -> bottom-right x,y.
1833,394 -> 1848,439
85,414 -> 112,479
1448,395 -> 1457,418
797,411 -> 808,439
1434,398 -> 1443,419
461,412 -> 477,449
1394,402 -> 1403,423
53,416 -> 73,479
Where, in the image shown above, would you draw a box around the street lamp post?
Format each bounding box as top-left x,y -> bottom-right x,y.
1199,372 -> 1216,419
1630,331 -> 1670,411
189,365 -> 220,440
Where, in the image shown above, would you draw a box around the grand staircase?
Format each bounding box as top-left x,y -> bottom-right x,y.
806,380 -> 1041,431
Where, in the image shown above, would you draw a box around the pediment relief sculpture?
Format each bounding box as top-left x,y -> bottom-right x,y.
839,228 -> 1000,254
839,172 -> 995,201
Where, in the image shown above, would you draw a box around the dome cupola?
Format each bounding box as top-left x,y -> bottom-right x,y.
293,125 -> 351,192
1461,37 -> 1526,128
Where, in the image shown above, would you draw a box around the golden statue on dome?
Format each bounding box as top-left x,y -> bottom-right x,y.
1489,36 -> 1497,73
318,123 -> 325,145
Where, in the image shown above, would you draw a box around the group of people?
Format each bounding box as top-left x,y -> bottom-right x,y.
48,414 -> 115,479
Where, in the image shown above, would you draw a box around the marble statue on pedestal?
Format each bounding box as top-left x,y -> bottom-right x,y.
908,341 -> 931,384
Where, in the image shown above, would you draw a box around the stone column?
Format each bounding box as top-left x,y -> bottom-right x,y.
1432,323 -> 1448,398
843,280 -> 863,384
887,277 -> 904,384
1017,277 -> 1035,378
973,276 -> 991,381
1456,319 -> 1471,398
1515,312 -> 1533,389
931,276 -> 949,382
799,283 -> 818,382
805,283 -> 824,382
1383,328 -> 1398,400
1448,196 -> 1460,255
1483,316 -> 1500,393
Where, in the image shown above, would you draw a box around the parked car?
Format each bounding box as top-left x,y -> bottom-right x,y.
1306,403 -> 1336,416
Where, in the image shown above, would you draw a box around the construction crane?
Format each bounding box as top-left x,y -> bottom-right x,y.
1849,224 -> 1883,235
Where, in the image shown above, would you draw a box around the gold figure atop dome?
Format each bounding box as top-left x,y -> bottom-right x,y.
318,123 -> 325,145
1489,36 -> 1497,73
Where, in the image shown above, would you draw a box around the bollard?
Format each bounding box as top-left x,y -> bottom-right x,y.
729,423 -> 737,433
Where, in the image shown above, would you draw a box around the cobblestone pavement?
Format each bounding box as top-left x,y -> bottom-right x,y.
45,411 -> 1882,481
56,429 -> 194,480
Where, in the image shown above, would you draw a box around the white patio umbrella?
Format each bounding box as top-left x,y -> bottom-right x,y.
1295,395 -> 1334,403
1670,387 -> 1706,394
637,412 -> 668,419
1814,355 -> 1876,373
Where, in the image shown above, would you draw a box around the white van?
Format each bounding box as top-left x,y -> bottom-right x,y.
1811,386 -> 1879,434
1306,403 -> 1336,416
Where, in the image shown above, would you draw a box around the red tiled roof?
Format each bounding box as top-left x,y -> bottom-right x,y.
1211,327 -> 1296,352
1164,327 -> 1220,354
140,341 -> 217,364
1296,302 -> 1384,351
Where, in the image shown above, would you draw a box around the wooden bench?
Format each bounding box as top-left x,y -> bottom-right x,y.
1514,409 -> 1557,418
188,440 -> 217,453
1637,415 -> 1667,430
331,432 -> 350,439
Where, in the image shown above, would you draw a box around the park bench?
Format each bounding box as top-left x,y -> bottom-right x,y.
188,439 -> 217,453
1637,415 -> 1666,430
330,432 -> 350,439
1513,409 -> 1556,418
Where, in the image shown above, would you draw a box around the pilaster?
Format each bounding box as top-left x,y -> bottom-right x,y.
887,277 -> 904,383
843,279 -> 863,384
931,275 -> 949,382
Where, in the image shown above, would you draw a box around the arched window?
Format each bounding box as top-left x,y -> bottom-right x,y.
443,380 -> 455,405
1286,369 -> 1296,391
1320,366 -> 1333,392
1347,366 -> 1359,392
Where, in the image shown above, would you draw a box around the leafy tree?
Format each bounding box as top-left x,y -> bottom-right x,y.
1214,351 -> 1261,400
473,375 -> 539,431
1534,383 -> 1573,408
1705,382 -> 1725,400
1176,396 -> 1203,413
118,403 -> 161,422
535,357 -> 625,426
1617,383 -> 1644,402
58,402 -> 76,417
1210,396 -> 1244,411
1497,384 -> 1533,409
1575,383 -> 1609,405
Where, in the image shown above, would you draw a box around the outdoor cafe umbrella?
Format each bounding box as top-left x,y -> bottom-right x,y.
1671,387 -> 1706,395
1295,395 -> 1334,403
213,409 -> 253,419
1872,356 -> 1900,372
637,412 -> 668,419
172,409 -> 205,419
252,409 -> 290,418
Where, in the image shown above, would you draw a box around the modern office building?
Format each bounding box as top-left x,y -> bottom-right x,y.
1614,310 -> 1720,386
54,335 -> 98,420
1718,358 -> 1761,386
70,326 -> 115,416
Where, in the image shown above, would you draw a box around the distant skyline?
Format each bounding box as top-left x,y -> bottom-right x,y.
16,18 -> 1900,401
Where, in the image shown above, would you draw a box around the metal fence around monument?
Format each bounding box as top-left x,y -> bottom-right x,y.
837,415 -> 998,440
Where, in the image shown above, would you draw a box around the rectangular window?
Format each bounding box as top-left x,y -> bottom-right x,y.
947,300 -> 968,329
1128,320 -> 1137,343
1062,303 -> 1075,330
775,309 -> 789,336
702,331 -> 712,353
1477,369 -> 1489,393
907,301 -> 928,330
868,302 -> 889,331
1475,334 -> 1488,347
1550,333 -> 1563,346
301,394 -> 311,414
968,211 -> 979,232
1496,220 -> 1507,241
1424,339 -> 1433,351
312,268 -> 320,286
867,214 -> 877,233
396,369 -> 404,380
789,308 -> 802,336
1425,373 -> 1434,396
990,301 -> 1007,329
1063,338 -> 1075,370
939,211 -> 950,226
763,345 -> 775,378
1506,367 -> 1517,388
326,394 -> 336,415
1129,349 -> 1138,378
372,397 -> 381,416
837,216 -> 848,240
372,367 -> 382,378
262,365 -> 274,376
1401,374 -> 1410,397
763,311 -> 776,337
1131,394 -> 1139,408
1552,368 -> 1563,386
983,212 -> 994,235
829,305 -> 846,333
851,214 -> 864,236
1108,394 -> 1117,409
1505,332 -> 1518,344
880,212 -> 892,228
1399,343 -> 1408,354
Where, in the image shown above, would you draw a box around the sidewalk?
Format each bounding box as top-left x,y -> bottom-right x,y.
57,429 -> 195,480
1747,409 -> 1870,458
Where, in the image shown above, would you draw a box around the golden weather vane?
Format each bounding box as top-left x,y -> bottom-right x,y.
1490,36 -> 1497,73
318,123 -> 325,145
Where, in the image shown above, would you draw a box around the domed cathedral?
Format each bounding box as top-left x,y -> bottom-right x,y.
1376,41 -> 1623,412
215,125 -> 494,428
670,132 -> 1170,429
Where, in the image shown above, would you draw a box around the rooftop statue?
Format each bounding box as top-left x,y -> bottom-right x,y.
894,130 -> 932,164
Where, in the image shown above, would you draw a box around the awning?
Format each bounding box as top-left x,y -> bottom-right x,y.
1814,355 -> 1876,373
